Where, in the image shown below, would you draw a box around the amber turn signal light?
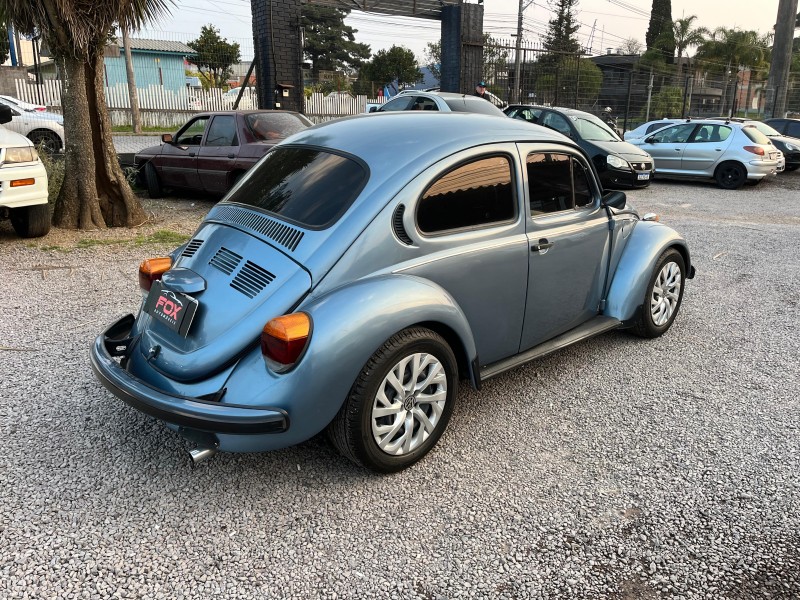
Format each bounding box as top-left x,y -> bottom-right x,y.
10,178 -> 35,187
261,313 -> 311,369
138,257 -> 172,292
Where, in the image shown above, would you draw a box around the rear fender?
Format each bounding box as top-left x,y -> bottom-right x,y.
300,273 -> 478,387
224,274 -> 478,448
604,221 -> 692,323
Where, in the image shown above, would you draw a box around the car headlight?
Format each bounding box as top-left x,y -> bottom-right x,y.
785,143 -> 797,151
606,154 -> 630,170
2,146 -> 38,164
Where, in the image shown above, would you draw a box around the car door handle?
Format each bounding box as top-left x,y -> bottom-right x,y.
674,148 -> 682,151
531,239 -> 554,253
189,152 -> 196,157
227,154 -> 235,159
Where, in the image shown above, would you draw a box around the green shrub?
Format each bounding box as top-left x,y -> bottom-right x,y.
37,149 -> 64,205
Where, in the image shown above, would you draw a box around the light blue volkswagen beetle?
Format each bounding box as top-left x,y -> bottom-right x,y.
92,112 -> 695,472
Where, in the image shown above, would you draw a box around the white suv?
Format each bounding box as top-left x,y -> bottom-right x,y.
0,105 -> 50,237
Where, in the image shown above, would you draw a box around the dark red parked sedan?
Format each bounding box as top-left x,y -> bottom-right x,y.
135,110 -> 313,197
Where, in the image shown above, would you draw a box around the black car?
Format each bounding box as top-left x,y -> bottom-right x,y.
764,117 -> 800,139
504,105 -> 653,190
708,117 -> 800,172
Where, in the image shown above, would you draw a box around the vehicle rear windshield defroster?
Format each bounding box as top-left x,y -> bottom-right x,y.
223,147 -> 367,229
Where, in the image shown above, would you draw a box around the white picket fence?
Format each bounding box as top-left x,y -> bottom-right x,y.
12,81 -> 388,128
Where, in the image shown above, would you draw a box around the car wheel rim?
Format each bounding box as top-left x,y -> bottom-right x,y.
650,261 -> 682,326
371,352 -> 447,456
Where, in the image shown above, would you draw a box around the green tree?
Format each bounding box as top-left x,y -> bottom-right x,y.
543,0 -> 581,56
672,15 -> 708,66
424,40 -> 441,81
533,58 -> 602,107
0,0 -> 170,230
302,5 -> 371,75
188,25 -> 240,88
425,35 -> 510,84
0,23 -> 9,64
646,0 -> 675,62
360,46 -> 422,93
650,85 -> 683,117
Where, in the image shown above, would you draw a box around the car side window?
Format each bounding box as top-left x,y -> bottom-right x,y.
205,115 -> 238,147
417,155 -> 515,234
651,123 -> 695,143
646,122 -> 672,134
176,117 -> 209,146
527,153 -> 593,215
410,97 -> 437,111
541,112 -> 572,137
786,122 -> 800,138
378,96 -> 416,112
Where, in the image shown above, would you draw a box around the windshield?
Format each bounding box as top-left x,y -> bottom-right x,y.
573,115 -> 619,141
751,121 -> 781,136
222,147 -> 367,229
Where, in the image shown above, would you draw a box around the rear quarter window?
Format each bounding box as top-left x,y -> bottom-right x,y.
742,126 -> 770,145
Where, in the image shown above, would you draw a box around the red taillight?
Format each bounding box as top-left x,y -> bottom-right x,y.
261,313 -> 311,369
138,257 -> 172,292
743,146 -> 765,156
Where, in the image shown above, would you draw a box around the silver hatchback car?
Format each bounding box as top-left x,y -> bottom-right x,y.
628,120 -> 780,189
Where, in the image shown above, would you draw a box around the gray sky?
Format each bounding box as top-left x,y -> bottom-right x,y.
139,0 -> 784,62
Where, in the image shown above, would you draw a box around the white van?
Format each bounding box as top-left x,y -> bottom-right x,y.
0,104 -> 50,237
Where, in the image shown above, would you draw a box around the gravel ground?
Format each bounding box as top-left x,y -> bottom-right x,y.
0,175 -> 798,599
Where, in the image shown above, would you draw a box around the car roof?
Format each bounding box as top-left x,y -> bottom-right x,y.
506,104 -> 606,119
286,112 -> 577,172
189,109 -> 303,117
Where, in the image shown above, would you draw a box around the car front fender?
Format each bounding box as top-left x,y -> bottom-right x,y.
604,221 -> 693,324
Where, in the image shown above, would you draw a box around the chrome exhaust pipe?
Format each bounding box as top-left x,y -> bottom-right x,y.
188,446 -> 217,465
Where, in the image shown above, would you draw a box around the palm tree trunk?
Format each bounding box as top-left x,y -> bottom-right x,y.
53,56 -> 105,229
52,49 -> 148,229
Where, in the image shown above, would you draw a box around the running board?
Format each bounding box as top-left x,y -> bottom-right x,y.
480,316 -> 622,381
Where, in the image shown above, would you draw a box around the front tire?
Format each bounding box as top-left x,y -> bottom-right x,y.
715,161 -> 747,190
144,162 -> 163,199
328,327 -> 458,473
633,248 -> 685,338
10,203 -> 51,238
28,130 -> 61,154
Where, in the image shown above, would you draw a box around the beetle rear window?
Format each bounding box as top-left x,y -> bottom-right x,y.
222,147 -> 367,229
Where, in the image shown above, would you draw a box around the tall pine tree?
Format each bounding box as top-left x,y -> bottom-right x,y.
543,0 -> 581,56
646,0 -> 675,62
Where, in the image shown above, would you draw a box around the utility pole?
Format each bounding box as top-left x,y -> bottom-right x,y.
513,0 -> 524,104
121,29 -> 142,134
512,0 -> 535,104
764,0 -> 799,118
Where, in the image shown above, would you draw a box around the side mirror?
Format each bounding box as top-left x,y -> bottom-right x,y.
602,190 -> 627,210
368,106 -> 377,113
0,104 -> 12,125
644,136 -> 656,144
161,133 -> 174,144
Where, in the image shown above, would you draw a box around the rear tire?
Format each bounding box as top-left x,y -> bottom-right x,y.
328,327 -> 458,473
714,161 -> 747,190
28,130 -> 61,154
10,203 -> 51,238
632,248 -> 685,339
144,162 -> 163,199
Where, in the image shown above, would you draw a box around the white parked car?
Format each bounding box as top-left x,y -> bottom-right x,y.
0,105 -> 50,238
623,118 -> 687,141
221,87 -> 256,110
0,98 -> 64,154
0,94 -> 46,112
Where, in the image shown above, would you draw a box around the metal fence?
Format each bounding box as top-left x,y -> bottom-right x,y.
7,32 -> 800,134
479,38 -> 800,132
